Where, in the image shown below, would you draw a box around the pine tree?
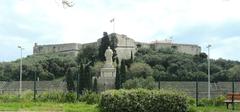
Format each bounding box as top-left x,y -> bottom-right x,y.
65,67 -> 75,92
120,60 -> 126,87
79,63 -> 85,94
93,77 -> 98,92
115,58 -> 121,89
98,32 -> 110,61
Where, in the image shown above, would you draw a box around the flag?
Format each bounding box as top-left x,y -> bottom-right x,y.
110,18 -> 114,23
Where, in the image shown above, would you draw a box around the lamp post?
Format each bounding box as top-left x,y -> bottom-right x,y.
207,44 -> 211,99
18,46 -> 24,97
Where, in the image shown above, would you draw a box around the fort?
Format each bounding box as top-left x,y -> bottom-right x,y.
33,33 -> 201,60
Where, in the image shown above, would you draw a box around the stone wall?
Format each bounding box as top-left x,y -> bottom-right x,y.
33,43 -> 82,56
152,43 -> 201,55
109,33 -> 136,61
33,33 -> 201,58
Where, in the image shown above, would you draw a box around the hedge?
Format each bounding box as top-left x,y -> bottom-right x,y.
99,89 -> 188,112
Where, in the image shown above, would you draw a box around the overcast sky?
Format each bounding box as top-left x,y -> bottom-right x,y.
0,0 -> 240,62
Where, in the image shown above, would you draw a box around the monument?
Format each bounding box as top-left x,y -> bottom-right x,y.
95,46 -> 116,91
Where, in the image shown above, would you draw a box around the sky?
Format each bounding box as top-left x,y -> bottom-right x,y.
0,0 -> 240,62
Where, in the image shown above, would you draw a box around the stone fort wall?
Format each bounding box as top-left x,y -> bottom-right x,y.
33,33 -> 201,59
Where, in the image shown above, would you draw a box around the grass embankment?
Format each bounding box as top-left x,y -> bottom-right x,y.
0,102 -> 99,112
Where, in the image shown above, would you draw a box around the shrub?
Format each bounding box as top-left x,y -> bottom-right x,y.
37,91 -> 65,102
99,89 -> 188,112
187,97 -> 196,106
0,90 -> 33,103
0,94 -> 20,102
123,76 -> 156,89
198,95 -> 226,106
212,95 -> 226,106
79,90 -> 100,104
65,92 -> 77,103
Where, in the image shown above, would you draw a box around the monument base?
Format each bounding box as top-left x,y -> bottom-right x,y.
95,67 -> 116,92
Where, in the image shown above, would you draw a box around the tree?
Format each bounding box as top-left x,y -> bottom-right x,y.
229,65 -> 240,81
129,62 -> 153,79
93,77 -> 98,92
90,61 -> 104,77
98,32 -> 110,61
65,67 -> 76,92
115,58 -> 121,89
120,60 -> 127,86
123,76 -> 156,89
77,45 -> 98,64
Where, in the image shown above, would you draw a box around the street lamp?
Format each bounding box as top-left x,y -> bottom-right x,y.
207,44 -> 211,99
18,46 -> 24,97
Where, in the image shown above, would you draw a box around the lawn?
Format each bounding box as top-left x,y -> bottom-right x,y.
0,102 -> 99,112
192,105 -> 240,112
0,102 -> 239,112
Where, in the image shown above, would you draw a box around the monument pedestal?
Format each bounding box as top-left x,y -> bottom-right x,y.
96,68 -> 116,91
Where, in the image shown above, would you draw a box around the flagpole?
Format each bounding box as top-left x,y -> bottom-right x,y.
113,21 -> 115,33
110,18 -> 115,33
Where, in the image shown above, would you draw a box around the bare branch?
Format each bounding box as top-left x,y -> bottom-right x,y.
62,0 -> 74,8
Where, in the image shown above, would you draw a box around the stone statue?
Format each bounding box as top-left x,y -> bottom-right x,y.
104,46 -> 113,68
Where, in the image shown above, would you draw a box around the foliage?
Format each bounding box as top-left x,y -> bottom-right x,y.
65,92 -> 77,103
65,67 -> 76,92
76,45 -> 97,94
198,96 -> 226,107
98,32 -> 110,61
135,47 -> 240,81
100,89 -> 188,112
0,53 -> 76,81
229,65 -> 240,80
115,58 -> 121,89
128,62 -> 153,78
90,61 -> 104,77
37,91 -> 66,102
120,60 -> 127,85
93,77 -> 98,92
123,76 -> 156,89
76,45 -> 98,64
79,90 -> 100,104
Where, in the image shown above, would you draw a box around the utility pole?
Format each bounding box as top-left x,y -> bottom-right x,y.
18,46 -> 24,97
207,44 -> 211,99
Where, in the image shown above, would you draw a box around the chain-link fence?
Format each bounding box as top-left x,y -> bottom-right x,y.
1,81 -> 239,98
0,81 -> 66,94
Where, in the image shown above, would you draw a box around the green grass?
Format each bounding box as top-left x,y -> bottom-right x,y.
0,102 -> 99,112
0,102 -> 239,112
192,105 -> 240,112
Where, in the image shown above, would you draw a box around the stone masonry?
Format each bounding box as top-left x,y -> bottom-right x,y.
33,33 -> 201,60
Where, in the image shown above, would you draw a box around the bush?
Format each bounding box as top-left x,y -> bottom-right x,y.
99,89 -> 188,112
65,92 -> 77,103
0,94 -> 20,102
187,97 -> 196,106
79,90 -> 100,104
37,91 -> 65,102
0,90 -> 33,103
198,95 -> 226,107
212,95 -> 226,106
123,76 -> 156,89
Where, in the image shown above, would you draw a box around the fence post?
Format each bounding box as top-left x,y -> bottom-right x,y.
158,75 -> 160,89
77,65 -> 80,100
232,80 -> 235,110
33,71 -> 37,101
196,78 -> 199,106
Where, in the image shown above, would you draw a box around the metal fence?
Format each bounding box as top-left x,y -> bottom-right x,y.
0,81 -> 239,98
157,81 -> 240,98
0,81 -> 66,94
